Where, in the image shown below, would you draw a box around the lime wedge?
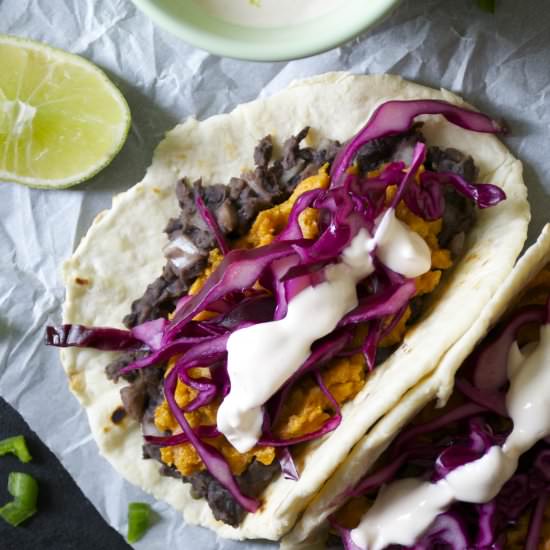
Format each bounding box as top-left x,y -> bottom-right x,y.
0,35 -> 131,189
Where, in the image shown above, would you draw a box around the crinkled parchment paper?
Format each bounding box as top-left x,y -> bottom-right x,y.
1,0 -> 549,548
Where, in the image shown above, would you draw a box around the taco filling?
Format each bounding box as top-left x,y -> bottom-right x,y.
330,268 -> 550,549
46,99 -> 507,527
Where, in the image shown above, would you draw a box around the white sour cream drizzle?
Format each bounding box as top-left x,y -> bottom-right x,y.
197,0 -> 343,29
217,209 -> 432,453
350,324 -> 550,550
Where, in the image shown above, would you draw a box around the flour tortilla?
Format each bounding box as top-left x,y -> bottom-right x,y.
282,225 -> 550,548
61,72 -> 529,541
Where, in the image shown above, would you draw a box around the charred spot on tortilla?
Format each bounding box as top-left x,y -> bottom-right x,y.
111,406 -> 127,425
68,371 -> 85,393
92,210 -> 107,225
75,277 -> 90,286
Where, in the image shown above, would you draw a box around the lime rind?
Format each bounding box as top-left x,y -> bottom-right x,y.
0,34 -> 131,189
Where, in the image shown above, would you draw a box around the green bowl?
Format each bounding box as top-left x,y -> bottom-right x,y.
130,0 -> 401,62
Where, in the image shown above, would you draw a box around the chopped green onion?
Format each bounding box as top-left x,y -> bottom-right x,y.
127,502 -> 152,543
0,436 -> 32,463
8,471 -> 39,508
0,472 -> 38,526
0,501 -> 36,527
477,0 -> 496,12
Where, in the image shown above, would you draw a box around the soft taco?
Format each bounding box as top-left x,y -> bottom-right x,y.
283,226 -> 550,549
46,72 -> 529,541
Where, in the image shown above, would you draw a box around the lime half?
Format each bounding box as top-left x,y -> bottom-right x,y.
0,35 -> 131,189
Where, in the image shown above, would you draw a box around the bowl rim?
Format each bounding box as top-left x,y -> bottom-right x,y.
130,0 -> 401,62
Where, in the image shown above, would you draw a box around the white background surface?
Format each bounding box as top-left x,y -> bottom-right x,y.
1,0 -> 549,548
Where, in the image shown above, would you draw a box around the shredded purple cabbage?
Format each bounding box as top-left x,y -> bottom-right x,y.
390,142 -> 427,208
432,417 -> 496,481
144,425 -> 220,447
526,493 -> 549,550
391,402 -> 487,456
403,171 -> 445,221
472,304 -> 546,391
259,368 -> 342,447
164,367 -> 260,513
346,453 -> 410,499
428,171 -> 506,209
45,98 -> 508,522
412,511 -> 470,549
361,318 -> 384,371
328,517 -> 363,550
165,241 -> 307,342
332,509 -> 485,550
339,282 -> 416,327
497,472 -> 538,520
455,378 -> 508,416
279,448 -> 299,481
330,99 -> 504,185
45,324 -> 144,351
130,318 -> 168,350
475,501 -> 498,547
535,449 -> 550,481
120,333 -> 229,375
195,194 -> 230,255
332,299 -> 550,549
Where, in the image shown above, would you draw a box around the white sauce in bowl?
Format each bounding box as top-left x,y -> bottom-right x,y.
196,0 -> 345,29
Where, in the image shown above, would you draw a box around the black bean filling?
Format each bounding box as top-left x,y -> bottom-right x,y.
355,124 -> 424,172
106,128 -> 480,527
187,460 -> 281,527
425,146 -> 477,250
122,128 -> 340,329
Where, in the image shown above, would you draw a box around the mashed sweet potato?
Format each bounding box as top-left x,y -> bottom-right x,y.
156,166 -> 454,477
155,367 -> 276,476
